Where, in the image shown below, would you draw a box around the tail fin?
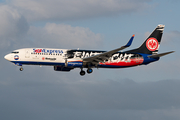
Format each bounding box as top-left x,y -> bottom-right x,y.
127,24 -> 165,54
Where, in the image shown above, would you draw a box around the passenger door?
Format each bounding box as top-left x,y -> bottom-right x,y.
25,49 -> 30,58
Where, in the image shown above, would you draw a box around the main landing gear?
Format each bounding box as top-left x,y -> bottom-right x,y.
87,68 -> 93,74
80,69 -> 85,76
80,68 -> 93,76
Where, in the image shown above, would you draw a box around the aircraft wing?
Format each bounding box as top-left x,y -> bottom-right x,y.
83,35 -> 135,63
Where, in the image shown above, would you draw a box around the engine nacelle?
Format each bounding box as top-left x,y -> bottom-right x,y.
54,66 -> 72,72
65,59 -> 83,67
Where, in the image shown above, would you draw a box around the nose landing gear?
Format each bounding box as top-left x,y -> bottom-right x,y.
20,66 -> 23,71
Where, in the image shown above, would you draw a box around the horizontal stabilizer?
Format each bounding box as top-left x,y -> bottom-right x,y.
148,51 -> 175,58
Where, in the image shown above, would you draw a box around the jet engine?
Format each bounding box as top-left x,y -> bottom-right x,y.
54,66 -> 72,71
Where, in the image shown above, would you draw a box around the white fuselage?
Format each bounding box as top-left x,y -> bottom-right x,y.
4,48 -> 69,66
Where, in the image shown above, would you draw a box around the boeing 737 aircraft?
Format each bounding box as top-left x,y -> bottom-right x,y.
4,25 -> 174,76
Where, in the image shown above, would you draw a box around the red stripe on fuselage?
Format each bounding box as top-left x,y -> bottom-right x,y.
100,58 -> 144,67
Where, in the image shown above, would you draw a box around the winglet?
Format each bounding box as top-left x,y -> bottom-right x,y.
124,34 -> 135,47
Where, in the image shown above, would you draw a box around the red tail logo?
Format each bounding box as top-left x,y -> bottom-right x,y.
146,38 -> 158,51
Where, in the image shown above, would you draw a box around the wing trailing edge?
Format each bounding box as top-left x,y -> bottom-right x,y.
83,34 -> 135,63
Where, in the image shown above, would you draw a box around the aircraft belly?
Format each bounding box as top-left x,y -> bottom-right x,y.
11,61 -> 65,66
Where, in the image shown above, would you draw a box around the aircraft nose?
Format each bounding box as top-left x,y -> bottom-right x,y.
4,54 -> 8,60
4,54 -> 11,61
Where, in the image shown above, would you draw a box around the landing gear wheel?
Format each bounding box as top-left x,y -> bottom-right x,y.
87,68 -> 93,74
80,70 -> 85,76
20,67 -> 23,71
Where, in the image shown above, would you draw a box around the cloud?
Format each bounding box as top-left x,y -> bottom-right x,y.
0,5 -> 29,49
0,5 -> 103,50
163,31 -> 180,43
1,70 -> 180,111
28,23 -> 103,49
1,68 -> 180,120
10,0 -> 152,21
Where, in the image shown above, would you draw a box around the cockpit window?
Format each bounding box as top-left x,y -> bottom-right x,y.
11,51 -> 19,54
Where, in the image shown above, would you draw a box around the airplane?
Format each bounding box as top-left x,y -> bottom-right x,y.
4,24 -> 174,76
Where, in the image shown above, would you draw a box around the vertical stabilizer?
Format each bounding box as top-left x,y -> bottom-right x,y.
127,25 -> 165,54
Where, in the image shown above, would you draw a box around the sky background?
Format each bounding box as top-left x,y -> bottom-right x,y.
1,0 -> 180,120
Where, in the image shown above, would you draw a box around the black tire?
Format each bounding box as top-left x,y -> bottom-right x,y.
20,67 -> 23,71
87,68 -> 93,74
80,70 -> 85,76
